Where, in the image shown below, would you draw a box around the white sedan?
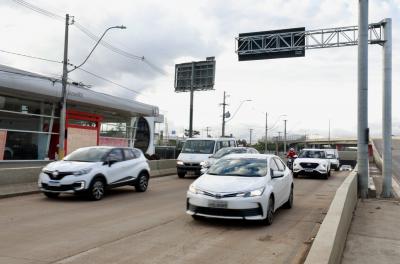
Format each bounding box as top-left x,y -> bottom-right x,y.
186,154 -> 293,225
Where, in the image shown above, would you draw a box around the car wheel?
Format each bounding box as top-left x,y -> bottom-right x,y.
283,186 -> 294,209
88,178 -> 105,201
178,172 -> 186,178
135,172 -> 149,192
43,192 -> 60,199
293,173 -> 298,178
323,173 -> 329,180
335,166 -> 339,171
264,197 -> 274,225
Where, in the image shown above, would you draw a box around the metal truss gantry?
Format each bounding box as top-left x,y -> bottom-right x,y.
235,22 -> 384,55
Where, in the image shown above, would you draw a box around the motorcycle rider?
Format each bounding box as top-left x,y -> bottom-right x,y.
286,148 -> 297,159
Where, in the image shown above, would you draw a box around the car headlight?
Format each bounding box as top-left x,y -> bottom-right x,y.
200,161 -> 210,168
189,184 -> 204,195
177,160 -> 184,165
321,163 -> 327,168
236,187 -> 265,197
73,168 -> 92,176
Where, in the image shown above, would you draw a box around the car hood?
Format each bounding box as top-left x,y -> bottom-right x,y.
295,158 -> 327,164
193,174 -> 266,193
44,160 -> 98,172
178,153 -> 212,163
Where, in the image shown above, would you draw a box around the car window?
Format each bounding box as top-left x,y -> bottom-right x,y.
107,149 -> 123,162
132,149 -> 142,158
269,158 -> 279,171
274,158 -> 285,171
222,141 -> 229,148
229,140 -> 235,147
123,149 -> 135,160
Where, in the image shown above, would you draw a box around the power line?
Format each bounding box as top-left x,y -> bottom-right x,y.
0,48 -> 62,64
12,0 -> 166,75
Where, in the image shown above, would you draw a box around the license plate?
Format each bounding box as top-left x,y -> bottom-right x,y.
208,200 -> 227,208
305,168 -> 314,172
48,180 -> 61,187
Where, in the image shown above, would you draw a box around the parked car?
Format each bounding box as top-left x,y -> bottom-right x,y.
325,149 -> 340,171
186,154 -> 293,225
38,146 -> 150,200
292,149 -> 331,179
200,147 -> 259,174
176,137 -> 237,178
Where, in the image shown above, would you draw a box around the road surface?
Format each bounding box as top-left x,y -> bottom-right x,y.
0,172 -> 348,264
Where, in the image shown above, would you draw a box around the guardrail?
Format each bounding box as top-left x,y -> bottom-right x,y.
0,160 -> 177,186
304,167 -> 358,264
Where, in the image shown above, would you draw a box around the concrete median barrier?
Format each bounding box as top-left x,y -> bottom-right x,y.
0,160 -> 177,186
304,168 -> 358,264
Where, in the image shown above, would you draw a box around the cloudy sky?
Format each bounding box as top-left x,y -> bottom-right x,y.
1,0 -> 399,142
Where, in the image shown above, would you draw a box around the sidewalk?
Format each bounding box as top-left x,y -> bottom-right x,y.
341,162 -> 400,263
341,198 -> 400,263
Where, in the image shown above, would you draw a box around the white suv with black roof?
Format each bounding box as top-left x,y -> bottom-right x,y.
38,146 -> 150,200
292,149 -> 331,179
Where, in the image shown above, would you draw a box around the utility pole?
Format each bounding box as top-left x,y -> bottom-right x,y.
264,112 -> 268,154
358,0 -> 369,198
221,91 -> 228,137
328,119 -> 331,145
206,126 -> 211,137
249,129 -> 253,145
283,119 -> 287,153
58,14 -> 70,159
381,18 -> 392,198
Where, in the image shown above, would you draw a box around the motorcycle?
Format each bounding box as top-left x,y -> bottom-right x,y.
286,155 -> 298,171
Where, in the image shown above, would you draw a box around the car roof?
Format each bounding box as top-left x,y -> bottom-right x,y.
221,153 -> 276,159
301,148 -> 326,151
184,137 -> 235,141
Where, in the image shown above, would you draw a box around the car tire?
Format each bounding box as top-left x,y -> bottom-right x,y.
43,192 -> 60,199
323,173 -> 329,180
293,173 -> 298,178
283,186 -> 294,209
335,166 -> 339,171
328,169 -> 331,177
88,178 -> 105,201
135,172 -> 149,192
264,196 -> 274,225
178,172 -> 186,178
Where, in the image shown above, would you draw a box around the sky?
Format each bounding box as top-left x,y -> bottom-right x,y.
0,0 -> 399,142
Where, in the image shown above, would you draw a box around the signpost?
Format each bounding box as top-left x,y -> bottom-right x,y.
175,57 -> 216,137
236,7 -> 393,198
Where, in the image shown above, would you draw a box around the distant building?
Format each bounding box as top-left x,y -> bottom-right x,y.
0,64 -> 163,161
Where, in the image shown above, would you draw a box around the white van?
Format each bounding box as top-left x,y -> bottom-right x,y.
176,138 -> 236,178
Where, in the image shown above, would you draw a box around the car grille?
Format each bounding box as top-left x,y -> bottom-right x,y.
188,203 -> 263,217
202,191 -> 240,199
44,171 -> 73,180
300,162 -> 319,169
41,183 -> 81,191
184,162 -> 200,167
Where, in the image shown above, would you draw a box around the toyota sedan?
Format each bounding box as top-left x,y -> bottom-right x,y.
186,154 -> 293,225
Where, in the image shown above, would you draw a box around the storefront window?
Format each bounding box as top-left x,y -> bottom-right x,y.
0,95 -> 53,116
135,117 -> 150,153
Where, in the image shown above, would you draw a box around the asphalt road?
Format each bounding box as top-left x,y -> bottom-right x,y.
0,172 -> 348,264
373,138 -> 400,183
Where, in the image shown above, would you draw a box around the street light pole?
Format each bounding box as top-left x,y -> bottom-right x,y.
221,91 -> 227,137
58,16 -> 126,159
265,112 -> 268,154
284,119 -> 287,153
58,14 -> 70,160
249,129 -> 253,145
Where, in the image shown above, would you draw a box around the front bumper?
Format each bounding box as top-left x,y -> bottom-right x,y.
38,172 -> 88,193
177,164 -> 202,173
293,166 -> 328,175
186,192 -> 266,220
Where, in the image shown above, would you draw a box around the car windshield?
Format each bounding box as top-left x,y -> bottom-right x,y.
181,140 -> 215,154
207,158 -> 268,177
213,148 -> 246,159
64,148 -> 110,162
299,150 -> 326,159
326,154 -> 335,159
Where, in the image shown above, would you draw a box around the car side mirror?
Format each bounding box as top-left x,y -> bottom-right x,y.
271,170 -> 284,178
104,157 -> 118,167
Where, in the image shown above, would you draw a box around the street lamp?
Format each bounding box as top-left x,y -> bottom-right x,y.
58,14 -> 126,159
223,99 -> 251,137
